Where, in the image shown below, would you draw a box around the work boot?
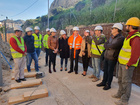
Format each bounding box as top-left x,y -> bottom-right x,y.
103,84 -> 111,90
15,79 -> 21,83
68,70 -> 73,73
88,75 -> 96,79
60,68 -> 63,71
112,94 -> 121,99
114,100 -> 128,105
49,69 -> 52,73
20,78 -> 26,81
96,82 -> 106,87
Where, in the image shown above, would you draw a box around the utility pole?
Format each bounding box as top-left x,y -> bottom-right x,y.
113,0 -> 117,21
4,17 -> 8,42
0,54 -> 3,86
47,0 -> 49,28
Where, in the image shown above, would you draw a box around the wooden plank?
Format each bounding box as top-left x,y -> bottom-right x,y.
24,88 -> 48,100
10,79 -> 42,89
11,72 -> 37,80
8,88 -> 48,105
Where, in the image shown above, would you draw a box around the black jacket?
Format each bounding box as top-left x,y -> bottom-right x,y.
58,37 -> 70,58
23,34 -> 35,53
104,34 -> 124,61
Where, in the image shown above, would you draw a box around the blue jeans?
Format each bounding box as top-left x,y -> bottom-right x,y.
61,58 -> 68,68
26,52 -> 39,72
35,48 -> 41,57
92,57 -> 101,79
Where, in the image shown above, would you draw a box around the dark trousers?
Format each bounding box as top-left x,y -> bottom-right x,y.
61,58 -> 68,68
49,49 -> 56,69
45,48 -> 49,65
82,51 -> 90,71
102,58 -> 117,86
70,49 -> 80,72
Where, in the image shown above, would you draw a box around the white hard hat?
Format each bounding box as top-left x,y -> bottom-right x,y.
34,26 -> 40,30
73,26 -> 79,31
112,23 -> 123,30
50,28 -> 57,32
94,26 -> 103,31
14,26 -> 23,31
46,28 -> 50,32
60,30 -> 66,35
85,30 -> 90,33
25,27 -> 33,32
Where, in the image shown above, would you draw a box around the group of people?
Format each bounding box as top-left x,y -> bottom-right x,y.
10,17 -> 140,105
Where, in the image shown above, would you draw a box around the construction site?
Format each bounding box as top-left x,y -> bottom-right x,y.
0,0 -> 140,105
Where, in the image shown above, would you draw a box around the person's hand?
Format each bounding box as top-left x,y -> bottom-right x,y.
82,52 -> 85,56
125,65 -> 129,70
60,49 -> 62,51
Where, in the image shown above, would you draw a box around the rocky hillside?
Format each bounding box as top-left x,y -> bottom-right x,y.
23,0 -> 140,30
50,0 -> 81,15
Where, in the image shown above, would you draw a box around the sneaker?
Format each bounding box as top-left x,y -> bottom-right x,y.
20,78 -> 26,81
92,78 -> 99,82
96,82 -> 106,87
103,85 -> 111,90
88,75 -> 96,79
114,100 -> 128,105
45,64 -> 48,67
60,68 -> 63,71
15,79 -> 21,83
112,94 -> 121,99
68,70 -> 73,73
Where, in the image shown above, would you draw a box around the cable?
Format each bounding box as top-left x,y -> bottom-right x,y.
11,0 -> 39,17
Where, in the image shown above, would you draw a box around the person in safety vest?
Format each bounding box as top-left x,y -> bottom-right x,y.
89,26 -> 106,82
32,26 -> 42,58
68,26 -> 82,74
43,28 -> 50,66
113,17 -> 140,105
23,27 -> 39,72
97,23 -> 124,90
10,26 -> 27,83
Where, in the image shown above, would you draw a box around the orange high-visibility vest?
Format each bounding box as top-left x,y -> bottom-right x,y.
68,34 -> 82,58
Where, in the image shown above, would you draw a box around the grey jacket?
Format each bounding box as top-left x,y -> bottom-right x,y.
104,34 -> 125,61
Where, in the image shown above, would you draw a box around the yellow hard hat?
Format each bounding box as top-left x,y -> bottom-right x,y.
126,17 -> 140,27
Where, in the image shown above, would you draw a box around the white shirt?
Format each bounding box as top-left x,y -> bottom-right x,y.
72,36 -> 77,48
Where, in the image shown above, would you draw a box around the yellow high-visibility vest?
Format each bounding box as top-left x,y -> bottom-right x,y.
10,35 -> 25,58
118,32 -> 140,67
32,33 -> 42,48
43,34 -> 49,49
91,35 -> 105,56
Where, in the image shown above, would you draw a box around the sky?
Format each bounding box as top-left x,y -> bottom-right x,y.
0,0 -> 54,21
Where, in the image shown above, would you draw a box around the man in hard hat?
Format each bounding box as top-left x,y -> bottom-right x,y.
32,26 -> 42,58
97,23 -> 124,90
68,26 -> 82,74
43,28 -> 50,67
113,17 -> 140,105
10,26 -> 27,83
89,26 -> 106,82
23,27 -> 39,72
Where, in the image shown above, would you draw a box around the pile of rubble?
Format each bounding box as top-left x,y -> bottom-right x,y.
0,33 -> 11,69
